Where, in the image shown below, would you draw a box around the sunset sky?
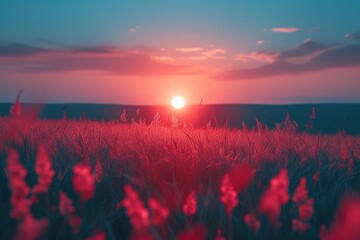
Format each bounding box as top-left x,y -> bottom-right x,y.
1,1 -> 360,105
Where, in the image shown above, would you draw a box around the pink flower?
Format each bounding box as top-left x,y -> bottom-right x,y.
177,224 -> 206,240
6,148 -> 31,219
14,213 -> 49,240
259,169 -> 289,227
32,145 -> 55,194
148,197 -> 169,226
244,213 -> 261,231
10,101 -> 21,117
220,174 -> 239,215
292,218 -> 310,234
291,177 -> 314,233
72,163 -> 95,202
59,192 -> 81,234
323,196 -> 360,240
84,231 -> 107,240
299,199 -> 314,221
292,178 -> 308,206
118,185 -> 150,233
227,163 -> 255,193
182,190 -> 197,216
59,192 -> 76,216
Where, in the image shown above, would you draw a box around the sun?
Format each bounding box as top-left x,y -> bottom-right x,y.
172,96 -> 185,109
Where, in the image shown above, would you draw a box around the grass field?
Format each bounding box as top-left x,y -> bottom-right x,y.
1,109 -> 360,239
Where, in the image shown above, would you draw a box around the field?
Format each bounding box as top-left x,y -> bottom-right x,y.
1,109 -> 360,240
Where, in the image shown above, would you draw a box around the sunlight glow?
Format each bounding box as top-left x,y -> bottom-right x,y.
172,96 -> 185,109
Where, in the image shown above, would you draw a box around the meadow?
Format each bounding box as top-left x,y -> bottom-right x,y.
1,105 -> 360,240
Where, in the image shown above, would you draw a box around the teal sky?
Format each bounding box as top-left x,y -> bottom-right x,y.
1,0 -> 360,104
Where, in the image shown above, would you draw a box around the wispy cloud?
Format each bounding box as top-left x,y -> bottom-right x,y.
0,43 -> 50,56
128,25 -> 140,33
307,27 -> 320,33
216,42 -> 360,80
175,47 -> 203,52
0,43 -> 197,76
234,51 -> 278,63
271,27 -> 300,33
151,56 -> 175,61
189,48 -> 225,61
0,43 -> 116,56
344,32 -> 360,40
257,40 -> 265,45
277,40 -> 330,59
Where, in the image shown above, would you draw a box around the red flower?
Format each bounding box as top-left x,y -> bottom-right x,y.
118,185 -> 150,233
59,192 -> 75,216
292,177 -> 308,206
148,197 -> 169,226
59,192 -> 81,234
259,169 -> 289,227
177,224 -> 206,240
32,145 -> 55,194
299,199 -> 314,221
182,190 -> 197,216
220,174 -> 239,216
291,177 -> 314,234
85,231 -> 107,240
14,213 -> 49,240
292,218 -> 310,234
227,163 -> 255,193
6,148 -> 31,219
244,213 -> 261,231
323,196 -> 360,240
10,101 -> 21,117
72,163 -> 95,202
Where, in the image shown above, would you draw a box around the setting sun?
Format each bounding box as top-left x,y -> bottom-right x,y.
172,96 -> 185,109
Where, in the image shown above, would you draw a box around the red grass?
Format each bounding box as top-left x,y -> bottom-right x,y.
0,108 -> 359,239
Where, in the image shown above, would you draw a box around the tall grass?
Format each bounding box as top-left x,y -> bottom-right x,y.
0,113 -> 360,239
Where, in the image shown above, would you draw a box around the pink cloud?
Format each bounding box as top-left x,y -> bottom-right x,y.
151,56 -> 175,61
216,43 -> 360,80
175,47 -> 204,52
257,40 -> 265,45
189,48 -> 225,61
0,43 -> 198,76
234,51 -> 279,63
271,27 -> 300,33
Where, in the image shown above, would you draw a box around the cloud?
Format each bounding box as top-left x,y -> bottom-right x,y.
257,40 -> 265,45
0,43 -> 50,56
278,40 -> 330,59
151,56 -> 175,61
175,47 -> 203,52
234,40 -> 329,64
215,43 -> 360,80
271,27 -> 300,33
189,48 -> 225,61
306,27 -> 320,33
69,45 -> 116,54
128,25 -> 140,33
234,51 -> 278,63
0,43 -> 116,56
344,32 -> 360,40
0,43 -> 196,76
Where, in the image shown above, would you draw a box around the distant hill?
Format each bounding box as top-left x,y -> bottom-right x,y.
1,103 -> 360,134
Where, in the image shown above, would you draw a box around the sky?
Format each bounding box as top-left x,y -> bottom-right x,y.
1,0 -> 360,105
